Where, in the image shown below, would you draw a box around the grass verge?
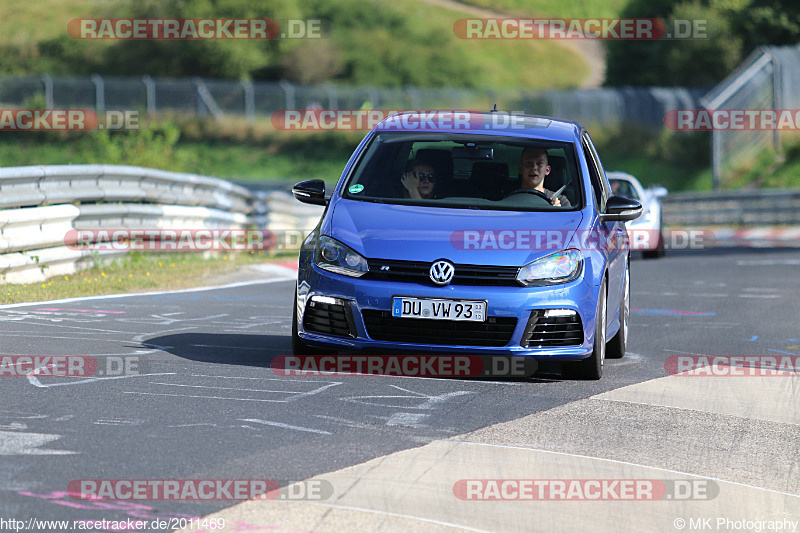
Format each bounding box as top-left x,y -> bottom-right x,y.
0,251 -> 298,305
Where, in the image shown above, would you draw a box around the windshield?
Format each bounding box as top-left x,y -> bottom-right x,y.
341,132 -> 582,211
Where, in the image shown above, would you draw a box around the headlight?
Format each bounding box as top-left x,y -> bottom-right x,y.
314,236 -> 368,277
516,249 -> 583,286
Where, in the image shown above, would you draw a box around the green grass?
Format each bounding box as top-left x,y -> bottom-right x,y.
0,0 -> 590,89
600,153 -> 712,192
0,130 -> 357,184
0,251 -> 298,305
387,1 -> 588,89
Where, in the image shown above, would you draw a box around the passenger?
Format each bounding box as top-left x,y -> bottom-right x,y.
517,148 -> 570,207
401,160 -> 438,199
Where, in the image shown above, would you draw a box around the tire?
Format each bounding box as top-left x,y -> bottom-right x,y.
569,281 -> 607,380
606,262 -> 629,359
291,289 -> 337,356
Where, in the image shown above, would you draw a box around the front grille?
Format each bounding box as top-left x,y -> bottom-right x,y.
521,310 -> 583,348
303,300 -> 356,338
367,259 -> 520,286
362,310 -> 517,347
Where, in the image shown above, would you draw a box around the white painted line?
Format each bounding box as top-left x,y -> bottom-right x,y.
188,373 -> 339,384
190,344 -> 265,351
147,382 -> 307,394
458,441 -> 800,499
736,259 -> 800,266
386,413 -> 429,427
27,372 -> 176,389
313,415 -> 364,427
239,418 -> 331,435
0,430 -> 77,456
593,397 -> 799,426
290,382 -> 342,401
297,502 -> 493,533
122,391 -> 286,402
0,277 -> 295,310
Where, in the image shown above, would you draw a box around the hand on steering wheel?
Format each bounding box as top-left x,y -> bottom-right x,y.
503,188 -> 560,206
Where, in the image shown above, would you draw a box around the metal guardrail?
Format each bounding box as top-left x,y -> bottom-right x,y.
2,163 -> 797,284
662,189 -> 800,226
0,165 -> 324,284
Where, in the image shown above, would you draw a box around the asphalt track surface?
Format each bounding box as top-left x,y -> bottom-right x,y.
1,247 -> 798,532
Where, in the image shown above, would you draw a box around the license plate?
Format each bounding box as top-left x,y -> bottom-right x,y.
391,297 -> 486,322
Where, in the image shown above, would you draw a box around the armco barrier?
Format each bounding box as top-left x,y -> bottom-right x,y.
2,163 -> 797,285
0,165 -> 324,284
661,189 -> 800,226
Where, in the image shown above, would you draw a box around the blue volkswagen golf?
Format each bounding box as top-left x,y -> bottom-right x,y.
291,111 -> 641,379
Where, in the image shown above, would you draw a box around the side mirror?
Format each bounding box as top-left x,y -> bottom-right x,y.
600,195 -> 642,222
292,179 -> 328,206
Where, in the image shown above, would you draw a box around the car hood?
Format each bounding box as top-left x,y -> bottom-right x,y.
327,199 -> 584,267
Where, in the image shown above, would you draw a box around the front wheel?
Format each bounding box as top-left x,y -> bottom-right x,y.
569,281 -> 606,380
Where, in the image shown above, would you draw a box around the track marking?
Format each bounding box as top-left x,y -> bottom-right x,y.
146,382 -> 309,394
27,372 -> 176,389
0,277 -> 294,310
239,418 -> 331,435
457,441 -> 800,498
291,502 -> 493,533
122,392 -> 287,403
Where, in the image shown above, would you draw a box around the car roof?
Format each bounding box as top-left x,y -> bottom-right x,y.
372,111 -> 584,143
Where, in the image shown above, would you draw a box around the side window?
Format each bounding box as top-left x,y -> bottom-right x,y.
581,134 -> 606,212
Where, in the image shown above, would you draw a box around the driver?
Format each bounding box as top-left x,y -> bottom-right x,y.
517,148 -> 570,207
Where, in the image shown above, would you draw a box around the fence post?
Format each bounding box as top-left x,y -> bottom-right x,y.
280,80 -> 295,110
771,51 -> 782,155
366,86 -> 379,108
142,75 -> 156,113
323,83 -> 338,109
41,74 -> 53,109
241,80 -> 255,123
405,86 -> 419,110
193,77 -> 225,121
91,73 -> 105,112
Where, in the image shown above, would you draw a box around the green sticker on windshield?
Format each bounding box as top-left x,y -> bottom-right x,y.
348,184 -> 364,194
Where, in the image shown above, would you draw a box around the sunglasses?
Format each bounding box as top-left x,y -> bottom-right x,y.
416,172 -> 436,182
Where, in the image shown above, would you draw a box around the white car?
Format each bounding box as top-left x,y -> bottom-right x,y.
607,171 -> 667,259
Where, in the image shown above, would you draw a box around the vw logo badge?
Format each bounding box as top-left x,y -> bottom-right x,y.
429,260 -> 455,286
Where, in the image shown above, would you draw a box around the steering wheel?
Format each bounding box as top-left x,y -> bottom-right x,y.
503,188 -> 553,203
